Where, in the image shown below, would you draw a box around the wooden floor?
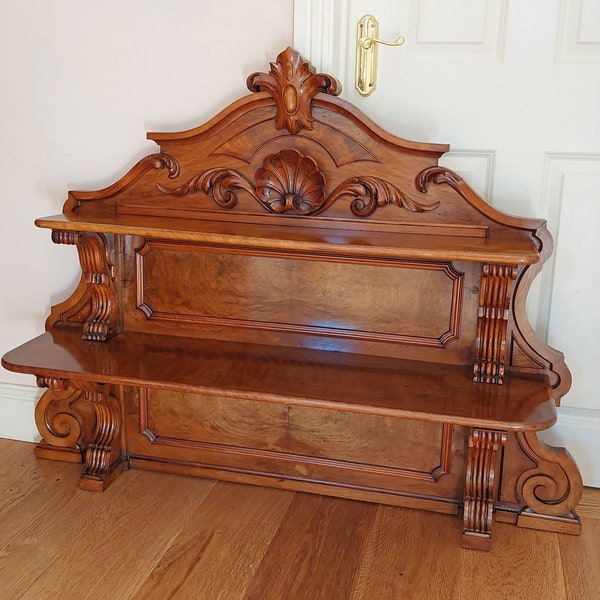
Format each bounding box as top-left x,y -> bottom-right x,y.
0,438 -> 598,600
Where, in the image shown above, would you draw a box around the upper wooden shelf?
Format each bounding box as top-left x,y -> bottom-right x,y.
36,213 -> 541,265
3,328 -> 556,431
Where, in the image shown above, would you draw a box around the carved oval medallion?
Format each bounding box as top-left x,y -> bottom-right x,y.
283,84 -> 298,115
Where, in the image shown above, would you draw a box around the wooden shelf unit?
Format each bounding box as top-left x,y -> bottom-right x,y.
1,48 -> 582,550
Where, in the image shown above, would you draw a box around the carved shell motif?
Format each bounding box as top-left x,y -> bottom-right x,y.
255,150 -> 325,214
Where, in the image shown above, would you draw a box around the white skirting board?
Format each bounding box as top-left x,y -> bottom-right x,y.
538,406 -> 600,489
0,382 -> 41,443
0,381 -> 598,487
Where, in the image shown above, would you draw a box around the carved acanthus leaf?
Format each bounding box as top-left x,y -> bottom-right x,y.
157,168 -> 254,209
327,176 -> 440,217
415,166 -> 463,192
157,149 -> 439,218
246,47 -> 340,135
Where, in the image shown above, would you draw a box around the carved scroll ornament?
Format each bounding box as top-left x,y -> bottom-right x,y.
515,431 -> 583,518
33,377 -> 123,490
50,231 -> 120,341
35,377 -> 95,457
157,149 -> 439,217
247,47 -> 340,135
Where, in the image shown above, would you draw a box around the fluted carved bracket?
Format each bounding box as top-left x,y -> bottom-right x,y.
70,380 -> 124,491
473,264 -> 518,384
157,149 -> 439,217
515,431 -> 583,522
246,47 -> 340,135
50,231 -> 121,341
462,428 -> 507,550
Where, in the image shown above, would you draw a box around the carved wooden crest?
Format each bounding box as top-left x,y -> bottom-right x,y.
246,47 -> 340,134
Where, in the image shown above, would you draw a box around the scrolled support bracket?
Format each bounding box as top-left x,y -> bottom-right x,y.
462,428 -> 507,550
49,230 -> 121,341
69,380 -> 126,491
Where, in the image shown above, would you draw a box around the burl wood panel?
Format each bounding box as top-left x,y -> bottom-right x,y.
143,389 -> 444,469
124,387 -> 468,504
138,241 -> 461,340
129,241 -> 480,362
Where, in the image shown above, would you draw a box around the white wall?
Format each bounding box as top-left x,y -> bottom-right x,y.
0,0 -> 293,439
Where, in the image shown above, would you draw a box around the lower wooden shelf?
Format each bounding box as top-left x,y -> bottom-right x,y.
2,327 -> 557,430
2,328 -> 582,550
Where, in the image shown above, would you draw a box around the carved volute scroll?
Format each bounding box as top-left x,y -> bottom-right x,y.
515,431 -> 583,520
157,149 -> 439,217
34,377 -> 95,461
246,47 -> 340,135
473,264 -> 518,384
49,231 -> 121,341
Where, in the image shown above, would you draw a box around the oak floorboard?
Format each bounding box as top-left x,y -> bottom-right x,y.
1,463 -> 215,600
0,439 -> 81,524
350,505 -> 464,600
130,481 -> 294,600
559,516 -> 600,600
576,487 -> 600,520
244,493 -> 377,600
0,441 -> 84,595
459,523 -> 567,600
558,488 -> 600,600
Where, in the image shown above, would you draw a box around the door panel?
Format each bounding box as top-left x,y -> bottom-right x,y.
294,0 -> 600,485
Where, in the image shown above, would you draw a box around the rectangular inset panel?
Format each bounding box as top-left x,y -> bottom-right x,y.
439,150 -> 495,200
136,242 -> 464,348
542,154 -> 600,412
402,0 -> 507,60
416,0 -> 488,43
557,0 -> 600,62
141,389 -> 449,481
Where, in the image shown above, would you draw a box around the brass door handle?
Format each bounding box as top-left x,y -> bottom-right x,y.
358,34 -> 405,50
356,15 -> 405,96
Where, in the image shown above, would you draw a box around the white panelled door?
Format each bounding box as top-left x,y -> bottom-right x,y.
294,0 -> 600,486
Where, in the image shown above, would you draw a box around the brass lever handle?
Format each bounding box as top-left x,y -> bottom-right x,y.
358,34 -> 405,50
355,15 -> 405,96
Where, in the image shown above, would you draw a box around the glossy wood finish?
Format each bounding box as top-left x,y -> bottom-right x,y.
1,48 -> 582,550
2,329 -> 558,430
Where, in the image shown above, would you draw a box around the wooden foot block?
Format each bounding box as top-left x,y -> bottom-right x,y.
35,441 -> 85,463
462,531 -> 492,551
80,457 -> 126,492
517,509 -> 582,535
